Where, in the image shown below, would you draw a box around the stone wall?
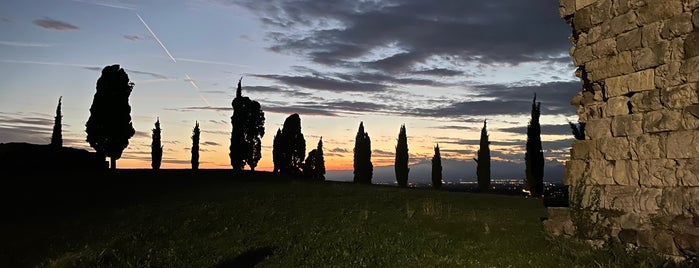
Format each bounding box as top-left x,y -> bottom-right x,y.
546,0 -> 699,259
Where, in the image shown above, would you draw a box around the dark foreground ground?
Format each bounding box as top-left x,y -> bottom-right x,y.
0,169 -> 691,267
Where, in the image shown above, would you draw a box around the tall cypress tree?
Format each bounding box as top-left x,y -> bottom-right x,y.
229,78 -> 265,171
303,137 -> 326,181
50,96 -> 62,149
432,143 -> 442,189
85,64 -> 135,169
394,124 -> 409,187
475,120 -> 491,192
353,122 -> 373,184
525,94 -> 544,197
191,121 -> 200,170
272,128 -> 284,173
151,117 -> 163,170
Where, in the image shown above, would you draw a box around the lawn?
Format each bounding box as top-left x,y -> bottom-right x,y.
0,170 -> 688,267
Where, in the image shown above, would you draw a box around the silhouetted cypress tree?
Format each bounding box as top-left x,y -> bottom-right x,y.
353,121 -> 373,184
151,117 -> 163,170
50,96 -> 62,149
192,121 -> 200,170
230,78 -> 265,171
525,94 -> 544,197
303,137 -> 326,181
432,143 -> 442,189
272,114 -> 306,176
273,128 -> 283,173
394,124 -> 409,187
474,120 -> 491,192
569,121 -> 586,140
85,64 -> 135,169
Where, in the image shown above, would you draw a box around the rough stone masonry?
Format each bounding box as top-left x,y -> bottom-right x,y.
545,0 -> 699,259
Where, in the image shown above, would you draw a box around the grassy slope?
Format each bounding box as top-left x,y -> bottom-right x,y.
0,170 -> 689,268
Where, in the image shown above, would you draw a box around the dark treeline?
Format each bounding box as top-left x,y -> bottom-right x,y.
23,64 -> 569,197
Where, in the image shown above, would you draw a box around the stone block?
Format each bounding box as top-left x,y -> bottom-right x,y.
573,5 -> 594,32
616,28 -> 642,51
639,187 -> 662,213
685,31 -> 699,58
587,51 -> 634,81
685,0 -> 699,11
655,61 -> 684,89
675,234 -> 699,257
604,185 -> 638,210
630,89 -> 662,113
610,11 -> 639,35
605,96 -> 631,117
605,69 -> 655,98
659,187 -> 689,216
612,159 -> 639,185
661,83 -> 699,109
639,159 -> 678,187
612,0 -> 630,15
665,37 -> 686,63
565,160 -> 587,186
560,0 -> 576,17
587,24 -> 604,45
573,46 -> 594,66
571,140 -> 594,159
643,110 -> 682,133
667,130 -> 699,158
591,0 -> 613,25
586,118 -> 613,139
631,133 -> 666,160
637,228 -> 681,256
635,0 -> 684,25
590,159 -> 615,185
612,114 -> 643,137
576,0 -> 597,10
681,56 -> 699,83
598,137 -> 632,160
592,38 -> 617,57
632,44 -> 665,71
682,105 -> 699,129
694,8 -> 699,28
641,21 -> 663,47
661,12 -> 694,39
677,159 -> 699,186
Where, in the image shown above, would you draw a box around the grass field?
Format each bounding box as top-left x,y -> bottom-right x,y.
0,170 -> 691,267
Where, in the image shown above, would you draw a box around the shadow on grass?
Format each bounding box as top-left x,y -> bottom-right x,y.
216,246 -> 277,268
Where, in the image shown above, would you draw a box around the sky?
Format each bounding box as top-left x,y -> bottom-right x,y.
0,0 -> 580,183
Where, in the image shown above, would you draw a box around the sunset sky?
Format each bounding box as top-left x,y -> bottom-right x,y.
0,0 -> 579,182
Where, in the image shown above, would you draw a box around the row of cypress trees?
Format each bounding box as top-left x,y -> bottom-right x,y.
60,64 -> 545,195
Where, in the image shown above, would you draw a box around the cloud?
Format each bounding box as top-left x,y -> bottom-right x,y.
82,66 -> 168,80
0,40 -> 53,47
123,34 -> 150,41
330,147 -> 348,153
497,124 -> 576,136
253,74 -> 387,92
229,0 -> 571,73
33,17 -> 79,31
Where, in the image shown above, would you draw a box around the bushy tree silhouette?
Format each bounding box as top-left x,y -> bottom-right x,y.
569,121 -> 586,140
525,94 -> 544,197
85,64 -> 135,169
432,143 -> 442,189
303,137 -> 326,181
395,124 -> 409,187
474,120 -> 491,192
353,121 -> 373,184
229,78 -> 265,171
192,121 -> 200,170
151,117 -> 163,170
50,96 -> 62,149
272,113 -> 306,176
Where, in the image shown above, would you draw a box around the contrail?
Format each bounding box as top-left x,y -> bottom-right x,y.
185,74 -> 212,107
72,0 -> 135,10
136,13 -> 176,63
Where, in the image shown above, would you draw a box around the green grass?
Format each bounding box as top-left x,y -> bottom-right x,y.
0,171 -> 692,267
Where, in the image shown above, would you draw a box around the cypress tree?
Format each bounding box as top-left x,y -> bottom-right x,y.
475,120 -> 491,192
192,121 -> 200,170
353,122 -> 373,184
229,78 -> 265,171
85,64 -> 135,169
303,137 -> 326,181
525,94 -> 544,197
432,143 -> 442,189
394,124 -> 409,187
271,114 -> 306,176
151,117 -> 163,170
50,96 -> 62,148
